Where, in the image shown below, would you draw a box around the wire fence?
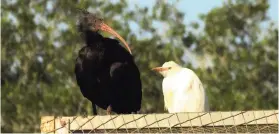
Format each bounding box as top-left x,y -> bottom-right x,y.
40,110 -> 278,133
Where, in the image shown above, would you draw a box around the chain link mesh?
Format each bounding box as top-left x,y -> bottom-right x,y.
40,110 -> 278,133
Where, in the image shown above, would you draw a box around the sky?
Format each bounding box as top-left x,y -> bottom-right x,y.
125,0 -> 278,67
123,0 -> 278,42
42,0 -> 277,36
9,0 -> 277,35
128,0 -> 278,25
8,0 -> 277,67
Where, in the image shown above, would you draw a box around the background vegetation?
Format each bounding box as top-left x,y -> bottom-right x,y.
1,0 -> 277,132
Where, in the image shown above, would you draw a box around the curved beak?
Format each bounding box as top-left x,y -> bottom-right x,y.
151,67 -> 170,72
98,23 -> 132,54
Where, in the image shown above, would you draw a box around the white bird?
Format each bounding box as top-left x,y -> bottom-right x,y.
152,61 -> 209,113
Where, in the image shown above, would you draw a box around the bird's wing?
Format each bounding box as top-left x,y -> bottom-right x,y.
182,68 -> 209,112
162,69 -> 195,113
169,68 -> 208,112
74,60 -> 99,98
108,62 -> 142,113
162,68 -> 208,113
193,75 -> 208,111
176,69 -> 195,92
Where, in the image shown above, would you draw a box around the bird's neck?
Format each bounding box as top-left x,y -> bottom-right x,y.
84,30 -> 104,47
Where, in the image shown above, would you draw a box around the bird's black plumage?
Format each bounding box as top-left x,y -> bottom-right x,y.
75,10 -> 142,115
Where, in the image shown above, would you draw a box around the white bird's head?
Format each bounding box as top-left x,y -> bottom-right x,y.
152,61 -> 182,77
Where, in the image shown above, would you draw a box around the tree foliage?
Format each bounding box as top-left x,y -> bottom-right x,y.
1,0 -> 277,132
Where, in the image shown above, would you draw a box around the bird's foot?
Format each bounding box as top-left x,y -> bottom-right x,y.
59,117 -> 66,127
106,105 -> 112,115
131,111 -> 140,114
82,112 -> 88,118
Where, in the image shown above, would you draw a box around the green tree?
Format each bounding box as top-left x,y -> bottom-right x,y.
1,0 -> 184,132
183,0 -> 278,110
1,0 -> 277,132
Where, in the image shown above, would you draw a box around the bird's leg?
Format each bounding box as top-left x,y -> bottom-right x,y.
92,103 -> 98,115
82,112 -> 88,118
59,117 -> 66,127
106,105 -> 112,115
131,110 -> 141,114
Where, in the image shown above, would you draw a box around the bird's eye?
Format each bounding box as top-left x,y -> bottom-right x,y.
168,67 -> 172,69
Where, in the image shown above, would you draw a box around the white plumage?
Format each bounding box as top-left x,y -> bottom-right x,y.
152,61 -> 209,113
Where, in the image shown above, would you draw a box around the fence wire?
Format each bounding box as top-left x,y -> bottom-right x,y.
40,110 -> 278,133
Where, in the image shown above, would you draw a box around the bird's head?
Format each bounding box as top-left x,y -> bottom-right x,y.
152,61 -> 182,77
77,9 -> 132,54
78,11 -> 104,32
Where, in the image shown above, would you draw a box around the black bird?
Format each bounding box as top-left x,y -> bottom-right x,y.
75,10 -> 142,115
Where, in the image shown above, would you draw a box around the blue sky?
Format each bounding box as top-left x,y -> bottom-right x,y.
124,0 -> 278,40
179,0 -> 277,24
125,0 -> 278,67
47,0 -> 277,35
6,0 -> 278,68
128,0 -> 278,24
